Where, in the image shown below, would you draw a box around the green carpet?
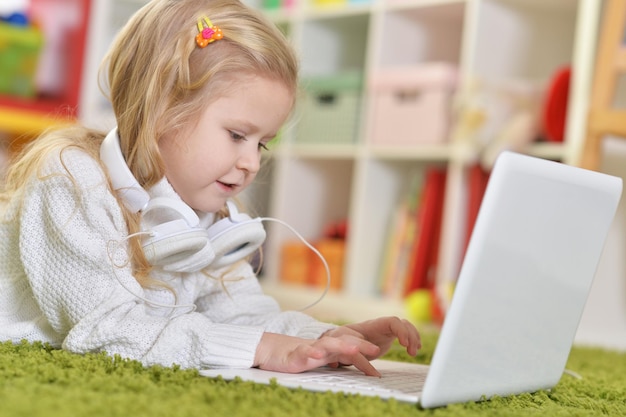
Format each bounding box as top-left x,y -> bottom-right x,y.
1,333 -> 625,417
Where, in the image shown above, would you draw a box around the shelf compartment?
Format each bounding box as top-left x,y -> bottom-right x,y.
346,158 -> 446,297
470,0 -> 578,82
299,13 -> 370,75
263,156 -> 355,286
375,1 -> 465,69
274,157 -> 354,237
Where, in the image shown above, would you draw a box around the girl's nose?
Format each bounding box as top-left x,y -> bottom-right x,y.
237,146 -> 261,174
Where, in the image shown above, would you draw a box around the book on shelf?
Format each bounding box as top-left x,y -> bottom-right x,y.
404,167 -> 447,296
379,167 -> 447,299
378,171 -> 422,298
463,164 -> 490,260
379,200 -> 417,298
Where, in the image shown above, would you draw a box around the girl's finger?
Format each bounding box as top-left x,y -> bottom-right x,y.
317,335 -> 380,358
349,353 -> 381,377
385,318 -> 421,355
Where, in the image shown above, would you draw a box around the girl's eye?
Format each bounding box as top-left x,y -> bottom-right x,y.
258,142 -> 269,151
229,131 -> 245,141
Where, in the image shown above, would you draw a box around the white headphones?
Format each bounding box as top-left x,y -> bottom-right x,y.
100,127 -> 266,272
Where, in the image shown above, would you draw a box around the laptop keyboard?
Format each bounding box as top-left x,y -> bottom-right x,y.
292,369 -> 427,395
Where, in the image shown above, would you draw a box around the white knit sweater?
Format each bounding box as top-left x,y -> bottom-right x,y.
0,147 -> 334,369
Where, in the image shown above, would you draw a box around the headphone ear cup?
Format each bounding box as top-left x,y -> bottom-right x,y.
209,218 -> 266,269
143,227 -> 210,267
139,197 -> 266,271
140,201 -> 215,272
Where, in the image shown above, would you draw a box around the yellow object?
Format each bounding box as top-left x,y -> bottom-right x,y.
0,106 -> 72,136
312,0 -> 347,6
405,289 -> 433,323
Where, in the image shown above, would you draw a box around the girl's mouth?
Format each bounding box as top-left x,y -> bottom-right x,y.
217,181 -> 237,191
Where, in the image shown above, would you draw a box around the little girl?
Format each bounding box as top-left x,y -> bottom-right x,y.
0,0 -> 419,376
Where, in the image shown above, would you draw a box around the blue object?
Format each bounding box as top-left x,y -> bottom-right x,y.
1,12 -> 30,27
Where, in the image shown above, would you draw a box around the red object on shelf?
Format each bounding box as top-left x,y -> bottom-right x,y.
542,66 -> 571,142
323,219 -> 348,239
462,164 -> 490,261
404,167 -> 447,295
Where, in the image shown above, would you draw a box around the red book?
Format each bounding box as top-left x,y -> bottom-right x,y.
463,164 -> 490,261
404,167 -> 447,295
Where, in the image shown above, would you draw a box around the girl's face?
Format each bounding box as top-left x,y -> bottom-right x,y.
159,75 -> 293,213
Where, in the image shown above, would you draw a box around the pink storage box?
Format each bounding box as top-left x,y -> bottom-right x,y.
368,63 -> 458,146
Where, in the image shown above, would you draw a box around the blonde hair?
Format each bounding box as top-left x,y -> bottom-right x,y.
1,0 -> 298,287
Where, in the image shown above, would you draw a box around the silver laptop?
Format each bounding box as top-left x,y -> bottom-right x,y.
200,151 -> 622,408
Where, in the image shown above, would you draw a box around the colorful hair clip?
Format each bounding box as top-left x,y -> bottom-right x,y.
195,16 -> 223,48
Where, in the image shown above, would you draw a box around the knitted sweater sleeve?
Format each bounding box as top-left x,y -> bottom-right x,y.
18,149 -> 266,369
194,261 -> 337,340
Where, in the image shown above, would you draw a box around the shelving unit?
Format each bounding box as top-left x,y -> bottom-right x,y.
2,0 -> 602,323
256,0 -> 604,322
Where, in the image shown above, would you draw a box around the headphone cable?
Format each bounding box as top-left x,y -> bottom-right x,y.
260,217 -> 331,312
106,219 -> 331,314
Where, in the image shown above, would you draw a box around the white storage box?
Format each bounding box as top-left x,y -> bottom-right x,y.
368,63 -> 458,146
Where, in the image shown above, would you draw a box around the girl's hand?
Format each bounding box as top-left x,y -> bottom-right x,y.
253,317 -> 420,376
324,317 -> 421,359
254,332 -> 383,376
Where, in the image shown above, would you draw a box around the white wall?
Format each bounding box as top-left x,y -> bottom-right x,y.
575,137 -> 626,351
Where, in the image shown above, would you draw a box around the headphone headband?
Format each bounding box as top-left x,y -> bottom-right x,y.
100,128 -> 150,213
